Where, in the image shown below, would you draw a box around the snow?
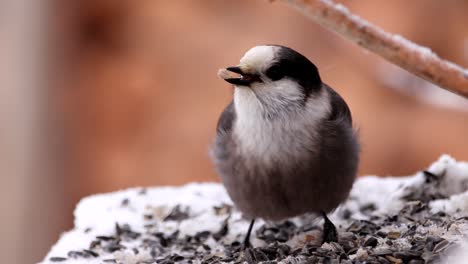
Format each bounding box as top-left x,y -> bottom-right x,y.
389,33 -> 468,81
332,3 -> 349,14
332,155 -> 468,223
74,183 -> 236,236
392,35 -> 436,60
431,192 -> 468,216
448,241 -> 468,264
40,183 -> 254,264
40,155 -> 468,263
330,0 -> 444,67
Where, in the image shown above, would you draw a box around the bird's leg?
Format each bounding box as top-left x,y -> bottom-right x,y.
242,219 -> 256,249
321,211 -> 338,244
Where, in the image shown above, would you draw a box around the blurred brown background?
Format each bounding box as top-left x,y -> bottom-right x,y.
2,0 -> 468,263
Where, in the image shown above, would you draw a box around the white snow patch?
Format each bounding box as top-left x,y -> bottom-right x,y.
431,192 -> 468,216
446,240 -> 468,264
392,35 -> 436,59
333,3 -> 349,14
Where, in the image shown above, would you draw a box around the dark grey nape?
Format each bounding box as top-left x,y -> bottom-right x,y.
267,45 -> 322,97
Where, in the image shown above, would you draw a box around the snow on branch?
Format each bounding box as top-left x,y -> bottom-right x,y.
279,0 -> 468,98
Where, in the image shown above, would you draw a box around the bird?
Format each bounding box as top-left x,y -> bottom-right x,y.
211,45 -> 359,247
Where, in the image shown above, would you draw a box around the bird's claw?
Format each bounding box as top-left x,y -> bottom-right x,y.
321,211 -> 338,244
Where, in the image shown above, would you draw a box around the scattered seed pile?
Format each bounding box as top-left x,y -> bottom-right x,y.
41,155 -> 468,264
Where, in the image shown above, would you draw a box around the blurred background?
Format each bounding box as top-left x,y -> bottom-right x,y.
1,0 -> 468,263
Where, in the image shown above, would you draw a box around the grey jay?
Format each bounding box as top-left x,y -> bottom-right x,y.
211,45 -> 359,247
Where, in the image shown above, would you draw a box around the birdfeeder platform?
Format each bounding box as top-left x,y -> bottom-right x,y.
40,155 -> 468,263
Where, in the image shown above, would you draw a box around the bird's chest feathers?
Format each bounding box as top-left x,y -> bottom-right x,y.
233,100 -> 321,167
232,86 -> 331,168
235,119 -> 309,163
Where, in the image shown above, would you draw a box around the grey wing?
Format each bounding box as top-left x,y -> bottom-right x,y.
324,84 -> 353,124
216,101 -> 236,134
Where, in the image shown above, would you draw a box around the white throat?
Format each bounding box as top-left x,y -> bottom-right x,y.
233,86 -> 331,167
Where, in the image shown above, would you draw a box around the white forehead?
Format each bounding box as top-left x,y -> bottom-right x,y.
239,46 -> 280,72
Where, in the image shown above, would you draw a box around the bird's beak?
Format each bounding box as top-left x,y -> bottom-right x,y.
221,66 -> 261,86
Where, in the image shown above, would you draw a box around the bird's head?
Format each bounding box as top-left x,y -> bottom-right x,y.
219,45 -> 323,114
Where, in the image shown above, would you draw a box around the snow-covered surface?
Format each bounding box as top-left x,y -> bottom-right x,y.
74,183 -> 240,238
339,155 -> 468,220
42,183 -> 252,264
41,155 -> 468,263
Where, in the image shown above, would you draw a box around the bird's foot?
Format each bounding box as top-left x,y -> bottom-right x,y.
242,219 -> 256,250
321,211 -> 338,244
241,239 -> 251,250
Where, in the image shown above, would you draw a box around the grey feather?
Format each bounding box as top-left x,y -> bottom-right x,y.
216,101 -> 236,134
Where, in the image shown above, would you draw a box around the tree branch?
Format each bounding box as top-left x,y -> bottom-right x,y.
279,0 -> 468,98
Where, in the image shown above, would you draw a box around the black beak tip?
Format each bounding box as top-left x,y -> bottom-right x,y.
224,78 -> 236,84
225,78 -> 248,86
226,66 -> 243,75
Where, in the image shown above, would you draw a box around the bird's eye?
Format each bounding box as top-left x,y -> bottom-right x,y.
266,65 -> 284,81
